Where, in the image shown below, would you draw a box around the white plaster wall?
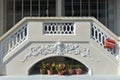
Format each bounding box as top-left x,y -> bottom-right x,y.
5,42 -> 118,75
3,21 -> 118,75
28,21 -> 90,42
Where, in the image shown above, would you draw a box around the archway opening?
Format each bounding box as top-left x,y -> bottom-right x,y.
29,56 -> 89,75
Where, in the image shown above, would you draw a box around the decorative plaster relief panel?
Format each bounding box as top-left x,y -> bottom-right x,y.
21,42 -> 100,62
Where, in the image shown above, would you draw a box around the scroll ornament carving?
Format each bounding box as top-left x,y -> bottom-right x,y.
21,42 -> 100,62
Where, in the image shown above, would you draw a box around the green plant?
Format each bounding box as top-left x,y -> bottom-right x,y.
40,62 -> 46,69
75,64 -> 82,75
40,62 -> 46,74
55,63 -> 66,71
67,63 -> 74,75
67,64 -> 73,69
75,64 -> 81,69
46,62 -> 55,70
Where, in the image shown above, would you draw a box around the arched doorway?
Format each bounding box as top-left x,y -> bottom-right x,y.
28,56 -> 89,75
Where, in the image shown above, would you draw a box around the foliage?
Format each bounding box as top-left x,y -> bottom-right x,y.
46,62 -> 55,70
55,63 -> 66,71
67,64 -> 73,69
40,62 -> 46,69
75,64 -> 81,69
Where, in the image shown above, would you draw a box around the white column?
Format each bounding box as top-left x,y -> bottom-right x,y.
56,0 -> 62,16
0,0 -> 4,36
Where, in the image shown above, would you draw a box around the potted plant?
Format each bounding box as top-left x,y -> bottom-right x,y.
40,62 -> 46,74
46,62 -> 55,75
75,64 -> 82,75
67,64 -> 74,75
55,63 -> 66,75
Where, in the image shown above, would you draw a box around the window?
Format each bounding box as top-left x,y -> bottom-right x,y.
63,0 -> 109,27
6,0 -> 56,31
6,0 -> 14,31
5,0 -> 114,32
32,0 -> 39,16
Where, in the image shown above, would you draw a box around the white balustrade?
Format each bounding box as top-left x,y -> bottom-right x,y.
1,24 -> 28,57
0,17 -> 118,58
43,22 -> 75,34
91,23 -> 115,55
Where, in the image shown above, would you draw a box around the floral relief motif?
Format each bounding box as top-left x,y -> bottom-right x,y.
21,42 -> 100,62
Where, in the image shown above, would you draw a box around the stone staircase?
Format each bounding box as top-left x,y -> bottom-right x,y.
0,17 -> 119,75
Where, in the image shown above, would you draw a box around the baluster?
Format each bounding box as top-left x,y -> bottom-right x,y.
61,24 -> 64,34
93,27 -> 96,40
15,34 -> 18,46
23,27 -> 26,40
72,24 -> 74,34
19,30 -> 22,42
56,23 -> 58,34
54,23 -> 56,34
8,40 -> 11,52
58,25 -> 61,34
100,33 -> 103,45
91,25 -> 94,39
12,37 -> 14,49
21,30 -> 23,40
96,30 -> 99,42
24,27 -> 27,37
17,31 -> 20,44
69,24 -> 72,34
47,24 -> 49,34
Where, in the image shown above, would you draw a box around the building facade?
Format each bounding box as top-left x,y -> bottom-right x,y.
0,0 -> 120,75
1,0 -> 120,36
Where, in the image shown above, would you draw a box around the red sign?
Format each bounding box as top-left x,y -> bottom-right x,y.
104,38 -> 115,49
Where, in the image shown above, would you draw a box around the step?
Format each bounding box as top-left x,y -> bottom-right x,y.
0,75 -> 120,80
